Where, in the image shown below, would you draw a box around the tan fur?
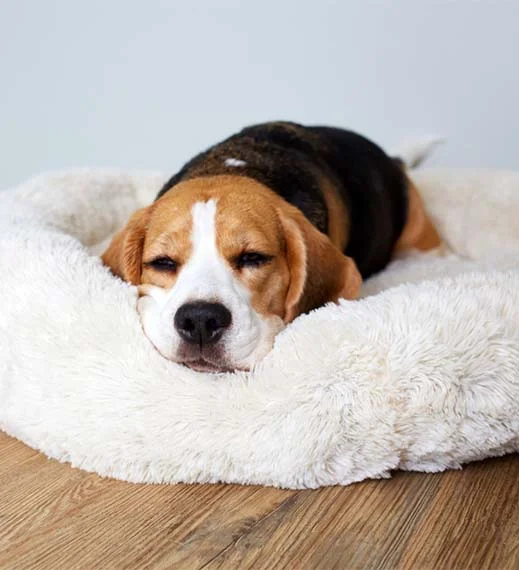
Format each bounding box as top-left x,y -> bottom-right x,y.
277,203 -> 361,322
101,207 -> 150,284
394,176 -> 442,253
102,175 -> 361,322
318,174 -> 350,252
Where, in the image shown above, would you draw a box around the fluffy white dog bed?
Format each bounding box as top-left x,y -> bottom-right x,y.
0,168 -> 518,488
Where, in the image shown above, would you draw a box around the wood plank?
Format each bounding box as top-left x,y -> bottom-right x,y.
204,456 -> 519,570
399,455 -> 519,570
0,432 -> 518,570
203,472 -> 443,569
0,433 -> 293,570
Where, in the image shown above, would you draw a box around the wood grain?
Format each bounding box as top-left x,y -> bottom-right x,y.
0,431 -> 518,570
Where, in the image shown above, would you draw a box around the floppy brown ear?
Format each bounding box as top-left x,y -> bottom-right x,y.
101,207 -> 150,285
278,205 -> 362,323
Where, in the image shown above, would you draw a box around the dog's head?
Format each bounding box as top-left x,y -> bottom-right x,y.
102,175 -> 361,372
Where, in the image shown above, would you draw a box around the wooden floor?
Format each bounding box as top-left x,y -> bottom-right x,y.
1,432 -> 518,570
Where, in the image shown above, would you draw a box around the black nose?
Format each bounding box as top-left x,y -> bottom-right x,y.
174,302 -> 232,346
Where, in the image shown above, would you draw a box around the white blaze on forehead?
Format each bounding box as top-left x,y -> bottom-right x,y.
180,199 -> 235,300
191,199 -> 218,259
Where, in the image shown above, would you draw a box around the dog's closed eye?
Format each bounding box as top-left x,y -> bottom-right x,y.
234,251 -> 273,270
145,256 -> 179,272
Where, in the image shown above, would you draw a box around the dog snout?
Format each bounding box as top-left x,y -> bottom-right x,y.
174,302 -> 232,346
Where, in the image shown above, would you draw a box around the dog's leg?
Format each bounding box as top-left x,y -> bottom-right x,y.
394,178 -> 443,253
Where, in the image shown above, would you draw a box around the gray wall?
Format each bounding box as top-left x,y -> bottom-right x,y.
1,0 -> 517,190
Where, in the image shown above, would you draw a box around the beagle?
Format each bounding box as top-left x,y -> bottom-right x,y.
102,122 -> 441,372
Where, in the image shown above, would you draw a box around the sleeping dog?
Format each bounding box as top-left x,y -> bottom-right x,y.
102,122 -> 441,372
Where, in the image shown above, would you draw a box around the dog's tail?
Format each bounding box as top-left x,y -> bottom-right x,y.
392,136 -> 445,169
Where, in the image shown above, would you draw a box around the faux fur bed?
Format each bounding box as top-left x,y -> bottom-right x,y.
0,168 -> 518,488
